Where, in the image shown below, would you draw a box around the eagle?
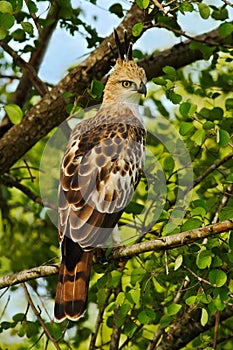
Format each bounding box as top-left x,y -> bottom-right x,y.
54,29 -> 147,321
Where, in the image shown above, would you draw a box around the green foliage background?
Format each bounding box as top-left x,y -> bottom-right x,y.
0,0 -> 233,349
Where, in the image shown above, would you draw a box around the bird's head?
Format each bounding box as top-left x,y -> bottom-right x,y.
103,30 -> 147,104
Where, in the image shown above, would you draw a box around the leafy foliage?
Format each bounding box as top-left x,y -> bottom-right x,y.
0,0 -> 233,349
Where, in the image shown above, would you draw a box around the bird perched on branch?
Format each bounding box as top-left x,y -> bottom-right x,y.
54,29 -> 147,321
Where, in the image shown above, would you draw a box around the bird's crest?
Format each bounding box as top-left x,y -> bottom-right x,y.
108,29 -> 133,63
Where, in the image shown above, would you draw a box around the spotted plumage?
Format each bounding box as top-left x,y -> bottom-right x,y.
54,30 -> 147,321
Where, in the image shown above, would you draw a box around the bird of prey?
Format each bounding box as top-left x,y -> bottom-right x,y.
54,29 -> 147,321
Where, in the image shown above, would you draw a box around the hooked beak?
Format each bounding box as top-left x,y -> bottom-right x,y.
138,81 -> 147,97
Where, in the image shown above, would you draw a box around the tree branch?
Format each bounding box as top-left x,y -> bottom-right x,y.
112,219 -> 233,259
0,264 -> 59,289
1,219 -> 232,289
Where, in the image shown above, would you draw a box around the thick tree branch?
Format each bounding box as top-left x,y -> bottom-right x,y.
0,18 -> 230,176
0,219 -> 232,289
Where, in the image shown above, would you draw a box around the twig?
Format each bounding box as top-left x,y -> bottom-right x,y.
147,276 -> 190,350
89,289 -> 112,350
152,0 -> 173,17
24,0 -> 41,32
148,22 -> 233,48
213,310 -> 221,350
193,152 -> 233,189
222,0 -> 233,8
212,184 -> 232,224
0,174 -> 57,209
0,41 -> 48,97
22,283 -> 61,350
0,74 -> 20,80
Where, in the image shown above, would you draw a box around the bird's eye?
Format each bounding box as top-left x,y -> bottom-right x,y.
122,81 -> 132,88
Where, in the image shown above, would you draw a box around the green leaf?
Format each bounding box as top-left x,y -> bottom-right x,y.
163,155 -> 174,173
12,313 -> 25,322
203,121 -> 214,130
136,0 -> 143,9
212,6 -> 228,20
116,303 -> 131,327
4,104 -> 23,124
152,77 -> 167,86
12,28 -> 26,41
97,288 -> 107,307
138,310 -> 150,324
125,201 -> 144,215
123,321 -> 138,337
128,287 -> 140,305
115,292 -> 125,306
179,1 -> 194,13
212,294 -> 225,310
1,321 -> 14,330
88,80 -> 104,99
109,270 -> 122,288
21,21 -> 34,35
182,218 -> 202,231
192,207 -> 206,218
192,129 -> 205,146
0,13 -> 14,29
201,308 -> 208,326
219,22 -> 233,38
108,4 -> 124,18
142,0 -> 149,8
27,0 -> 38,13
131,267 -> 146,285
174,254 -> 183,271
25,321 -> 38,338
179,122 -> 194,136
185,295 -> 196,306
168,91 -> 182,104
0,27 -> 7,39
229,231 -> 233,250
196,249 -> 212,269
160,314 -> 172,328
179,102 -> 197,117
163,66 -> 176,76
209,269 -> 227,287
219,207 -> 233,221
0,1 -> 13,13
167,303 -> 182,316
217,129 -> 230,147
225,98 -> 233,111
198,3 -> 210,19
132,22 -> 143,37
211,107 -> 223,121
